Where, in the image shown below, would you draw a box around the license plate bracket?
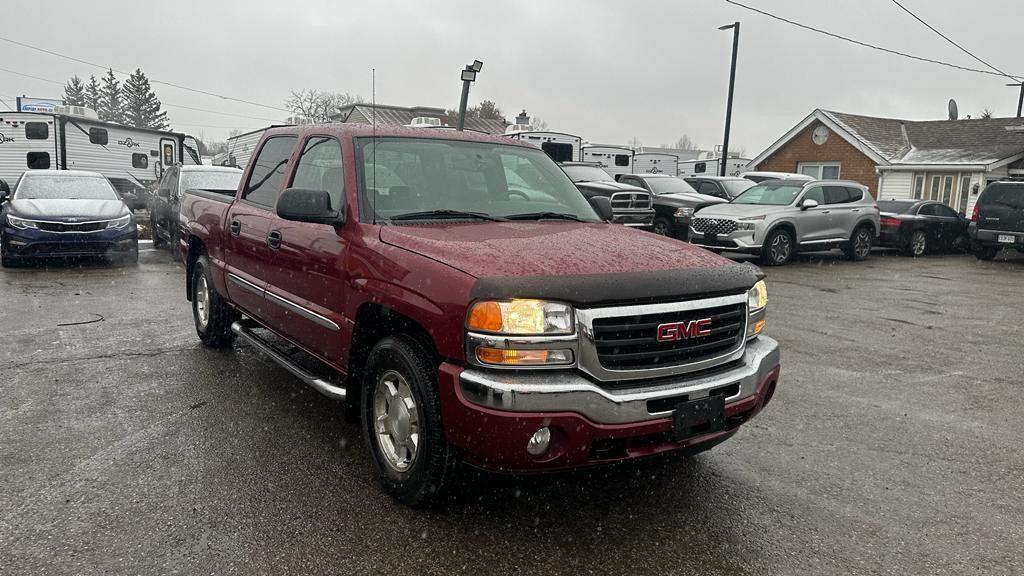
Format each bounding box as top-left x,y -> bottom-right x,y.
673,395 -> 726,441
998,234 -> 1015,244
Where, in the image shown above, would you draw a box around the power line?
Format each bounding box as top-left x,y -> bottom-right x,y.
0,34 -> 291,113
889,0 -> 1019,81
723,0 -> 1023,79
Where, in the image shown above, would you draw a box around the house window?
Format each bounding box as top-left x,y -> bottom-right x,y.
132,153 -> 149,169
913,175 -> 925,199
797,162 -> 840,180
941,177 -> 953,204
27,151 -> 50,169
929,175 -> 941,201
89,128 -> 108,145
958,175 -> 971,214
25,122 -> 48,140
614,154 -> 630,167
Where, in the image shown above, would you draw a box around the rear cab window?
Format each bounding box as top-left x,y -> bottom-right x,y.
979,183 -> 1024,209
243,136 -> 298,208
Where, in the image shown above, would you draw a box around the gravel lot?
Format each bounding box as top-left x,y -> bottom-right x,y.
2,245 -> 1022,575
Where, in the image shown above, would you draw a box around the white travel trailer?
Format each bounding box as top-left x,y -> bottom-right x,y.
678,157 -> 750,177
0,109 -> 200,198
505,130 -> 581,163
632,152 -> 678,175
225,126 -> 280,170
581,144 -> 634,176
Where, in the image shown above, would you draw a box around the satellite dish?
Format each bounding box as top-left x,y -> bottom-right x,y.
948,98 -> 959,120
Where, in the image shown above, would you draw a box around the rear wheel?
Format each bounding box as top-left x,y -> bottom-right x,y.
974,245 -> 998,261
651,217 -> 673,237
900,229 -> 927,257
150,215 -> 166,249
361,335 -> 457,507
759,228 -> 793,266
844,226 -> 873,261
170,226 -> 182,262
191,254 -> 237,347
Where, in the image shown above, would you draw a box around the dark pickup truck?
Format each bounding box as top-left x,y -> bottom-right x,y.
179,124 -> 780,506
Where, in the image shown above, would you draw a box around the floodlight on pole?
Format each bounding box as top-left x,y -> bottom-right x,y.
719,22 -> 740,176
457,59 -> 483,131
1007,82 -> 1024,118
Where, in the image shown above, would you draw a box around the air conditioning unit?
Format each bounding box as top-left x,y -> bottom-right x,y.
54,105 -> 99,120
406,116 -> 443,128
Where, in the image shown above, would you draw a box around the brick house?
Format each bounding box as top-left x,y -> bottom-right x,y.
749,109 -> 1024,215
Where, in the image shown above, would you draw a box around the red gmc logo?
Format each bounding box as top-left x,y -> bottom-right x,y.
656,319 -> 712,342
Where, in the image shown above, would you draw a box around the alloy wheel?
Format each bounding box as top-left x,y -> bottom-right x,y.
855,229 -> 872,258
373,370 -> 420,472
770,233 -> 791,264
652,220 -> 670,236
911,231 -> 926,257
195,274 -> 210,329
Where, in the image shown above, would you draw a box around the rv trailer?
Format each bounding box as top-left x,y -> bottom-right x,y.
632,152 -> 678,175
581,144 -> 634,177
506,130 -> 582,163
678,157 -> 750,177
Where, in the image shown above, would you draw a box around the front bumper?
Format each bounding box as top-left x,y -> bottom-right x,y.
441,336 -> 780,471
688,228 -> 762,253
2,225 -> 138,259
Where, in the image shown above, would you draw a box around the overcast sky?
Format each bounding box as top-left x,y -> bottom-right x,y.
5,0 -> 1023,155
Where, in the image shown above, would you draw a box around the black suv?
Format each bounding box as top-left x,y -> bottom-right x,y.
969,181 -> 1024,260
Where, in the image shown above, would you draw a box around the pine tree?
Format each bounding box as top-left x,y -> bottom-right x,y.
63,76 -> 86,107
123,68 -> 169,130
98,69 -> 123,123
85,75 -> 101,111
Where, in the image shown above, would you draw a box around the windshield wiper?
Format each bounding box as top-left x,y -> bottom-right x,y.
504,211 -> 587,222
389,209 -> 507,222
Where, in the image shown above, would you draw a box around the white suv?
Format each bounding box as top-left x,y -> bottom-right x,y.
689,179 -> 880,266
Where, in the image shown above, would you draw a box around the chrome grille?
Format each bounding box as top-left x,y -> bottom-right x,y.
691,217 -> 737,235
610,191 -> 652,211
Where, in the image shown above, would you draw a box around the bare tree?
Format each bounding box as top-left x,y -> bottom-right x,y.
671,134 -> 697,150
530,116 -> 550,131
981,108 -> 994,119
445,100 -> 507,126
285,89 -> 363,123
627,136 -> 643,150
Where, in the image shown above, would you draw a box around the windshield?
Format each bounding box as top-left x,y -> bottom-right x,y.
357,138 -> 599,222
722,179 -> 755,198
877,200 -> 916,214
561,165 -> 613,183
14,175 -> 118,200
181,170 -> 242,192
732,182 -> 804,205
646,178 -> 697,195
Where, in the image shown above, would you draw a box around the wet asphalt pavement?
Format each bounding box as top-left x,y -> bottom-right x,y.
2,245 -> 1023,575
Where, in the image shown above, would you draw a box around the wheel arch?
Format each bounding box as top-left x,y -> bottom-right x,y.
185,236 -> 206,301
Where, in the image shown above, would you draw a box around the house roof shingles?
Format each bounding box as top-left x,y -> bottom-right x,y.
333,104 -> 508,135
822,109 -> 1024,166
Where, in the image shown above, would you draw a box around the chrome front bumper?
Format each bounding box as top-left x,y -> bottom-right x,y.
459,336 -> 780,425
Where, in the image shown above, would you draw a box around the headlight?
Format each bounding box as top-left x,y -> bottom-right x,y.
106,215 -> 132,230
746,280 -> 767,339
6,215 -> 38,230
467,299 -> 577,367
674,207 -> 694,218
467,299 -> 574,335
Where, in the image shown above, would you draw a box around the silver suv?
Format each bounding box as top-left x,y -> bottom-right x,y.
689,179 -> 880,266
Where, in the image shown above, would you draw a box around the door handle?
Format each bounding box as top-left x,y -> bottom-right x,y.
820,210 -> 831,214
267,230 -> 282,250
851,208 -> 861,212
229,220 -> 241,236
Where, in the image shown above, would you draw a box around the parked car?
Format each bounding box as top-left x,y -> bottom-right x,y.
684,176 -> 756,201
877,200 -> 968,256
0,170 -> 138,267
180,124 -> 780,506
150,165 -> 242,261
615,173 -> 728,239
690,179 -> 879,266
969,180 -> 1024,260
740,171 -> 814,184
559,162 -> 655,228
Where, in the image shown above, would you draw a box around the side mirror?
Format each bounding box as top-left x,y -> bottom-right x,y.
588,196 -> 614,221
277,188 -> 342,224
801,198 -> 819,210
0,179 -> 9,194
0,190 -> 8,203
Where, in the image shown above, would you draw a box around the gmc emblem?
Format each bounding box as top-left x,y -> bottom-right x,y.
656,319 -> 712,342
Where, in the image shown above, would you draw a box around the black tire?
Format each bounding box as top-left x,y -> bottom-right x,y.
1,239 -> 20,268
191,254 -> 237,347
151,215 -> 166,249
170,226 -> 182,262
899,229 -> 927,257
759,228 -> 794,266
844,225 -> 873,261
974,245 -> 998,261
651,217 -> 673,237
361,335 -> 458,507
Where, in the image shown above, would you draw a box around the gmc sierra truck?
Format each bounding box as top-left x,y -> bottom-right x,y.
179,124 -> 780,506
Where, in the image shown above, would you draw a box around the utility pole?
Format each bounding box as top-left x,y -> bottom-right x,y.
719,22 -> 740,176
1010,82 -> 1024,118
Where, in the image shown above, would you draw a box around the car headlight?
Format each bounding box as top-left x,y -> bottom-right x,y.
6,215 -> 38,230
466,300 -> 577,367
746,280 -> 767,339
674,207 -> 694,218
106,215 -> 132,230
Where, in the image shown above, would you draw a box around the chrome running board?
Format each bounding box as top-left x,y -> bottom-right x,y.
231,319 -> 346,400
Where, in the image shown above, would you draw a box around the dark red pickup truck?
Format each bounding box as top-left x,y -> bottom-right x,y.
179,124 -> 780,506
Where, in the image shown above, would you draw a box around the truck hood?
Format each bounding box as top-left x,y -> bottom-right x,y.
695,203 -> 791,219
575,181 -> 647,194
380,222 -> 762,305
8,199 -> 129,222
657,193 -> 728,207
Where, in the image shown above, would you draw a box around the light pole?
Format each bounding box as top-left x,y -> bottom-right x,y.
1007,82 -> 1024,118
719,22 -> 740,176
457,60 -> 483,131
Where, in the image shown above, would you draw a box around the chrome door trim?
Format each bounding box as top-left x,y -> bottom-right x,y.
227,272 -> 264,297
264,289 -> 340,331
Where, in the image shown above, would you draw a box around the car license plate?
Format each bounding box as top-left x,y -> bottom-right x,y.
705,233 -> 718,243
673,395 -> 726,441
998,234 -> 1015,244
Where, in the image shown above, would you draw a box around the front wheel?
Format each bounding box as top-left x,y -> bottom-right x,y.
760,228 -> 793,266
150,215 -> 166,249
191,254 -> 237,347
844,226 -> 873,261
361,335 -> 457,507
651,217 -> 673,237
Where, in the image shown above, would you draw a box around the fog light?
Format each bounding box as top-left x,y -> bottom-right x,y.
527,427 -> 551,456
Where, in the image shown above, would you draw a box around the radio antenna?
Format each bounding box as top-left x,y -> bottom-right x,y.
371,67 -> 377,225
